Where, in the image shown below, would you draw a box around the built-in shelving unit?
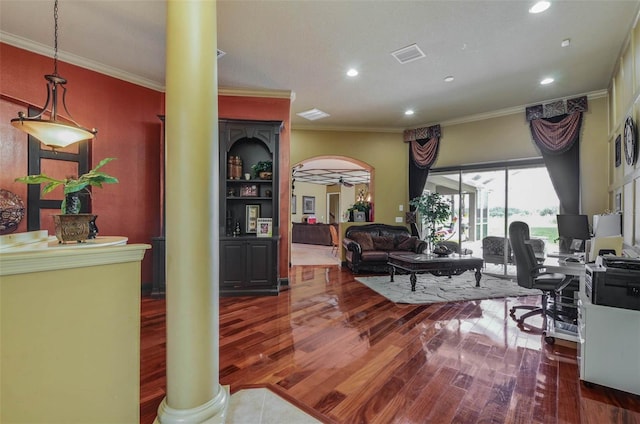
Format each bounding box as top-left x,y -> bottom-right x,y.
219,119 -> 283,296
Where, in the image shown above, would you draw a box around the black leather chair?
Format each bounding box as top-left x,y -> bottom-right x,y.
508,221 -> 577,330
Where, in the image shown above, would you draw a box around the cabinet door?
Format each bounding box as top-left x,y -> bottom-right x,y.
246,239 -> 275,287
220,241 -> 246,288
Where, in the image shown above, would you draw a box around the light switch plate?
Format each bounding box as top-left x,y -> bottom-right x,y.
395,217 -> 403,223
399,204 -> 403,211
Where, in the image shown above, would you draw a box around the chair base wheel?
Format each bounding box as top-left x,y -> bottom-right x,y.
544,336 -> 555,345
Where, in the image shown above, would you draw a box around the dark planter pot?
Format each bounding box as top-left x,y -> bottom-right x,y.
53,214 -> 97,243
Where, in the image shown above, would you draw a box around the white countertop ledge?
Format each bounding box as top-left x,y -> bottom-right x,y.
0,232 -> 150,276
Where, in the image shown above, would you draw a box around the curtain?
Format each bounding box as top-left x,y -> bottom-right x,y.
529,113 -> 582,215
404,125 -> 441,236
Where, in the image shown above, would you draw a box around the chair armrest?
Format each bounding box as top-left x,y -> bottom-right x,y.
342,237 -> 362,254
555,275 -> 579,293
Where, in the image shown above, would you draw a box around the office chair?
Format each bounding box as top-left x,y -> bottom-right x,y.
329,224 -> 339,256
508,221 -> 577,331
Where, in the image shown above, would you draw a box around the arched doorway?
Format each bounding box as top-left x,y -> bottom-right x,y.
290,156 -> 374,266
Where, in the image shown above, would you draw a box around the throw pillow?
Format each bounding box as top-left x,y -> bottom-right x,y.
395,235 -> 416,251
372,235 -> 395,251
350,232 -> 374,251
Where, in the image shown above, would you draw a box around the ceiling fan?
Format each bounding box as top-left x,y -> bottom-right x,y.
334,177 -> 354,188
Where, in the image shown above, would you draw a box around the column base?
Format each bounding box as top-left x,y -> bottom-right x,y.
154,385 -> 229,424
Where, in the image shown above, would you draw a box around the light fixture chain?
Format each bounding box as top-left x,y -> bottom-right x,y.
53,0 -> 59,75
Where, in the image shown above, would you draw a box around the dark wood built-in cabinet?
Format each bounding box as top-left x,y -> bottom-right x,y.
219,119 -> 283,296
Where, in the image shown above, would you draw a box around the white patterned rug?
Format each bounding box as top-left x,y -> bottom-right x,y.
355,272 -> 541,304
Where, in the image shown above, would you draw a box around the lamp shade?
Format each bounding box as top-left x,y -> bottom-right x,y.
11,118 -> 96,148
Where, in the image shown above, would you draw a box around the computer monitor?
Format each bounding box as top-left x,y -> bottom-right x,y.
557,214 -> 591,253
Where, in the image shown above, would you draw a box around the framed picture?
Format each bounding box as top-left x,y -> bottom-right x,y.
302,196 -> 315,214
615,134 -> 622,167
292,195 -> 297,214
256,218 -> 272,237
353,211 -> 366,222
240,184 -> 258,197
245,204 -> 260,233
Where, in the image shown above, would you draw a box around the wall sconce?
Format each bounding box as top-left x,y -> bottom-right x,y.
10,0 -> 97,148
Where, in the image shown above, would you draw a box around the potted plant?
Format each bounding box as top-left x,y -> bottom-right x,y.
251,160 -> 273,179
15,157 -> 118,242
347,200 -> 371,222
409,192 -> 451,250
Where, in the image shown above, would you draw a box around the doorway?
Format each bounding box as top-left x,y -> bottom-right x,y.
290,156 -> 373,266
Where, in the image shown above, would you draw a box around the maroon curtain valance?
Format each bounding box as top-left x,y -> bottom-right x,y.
530,112 -> 583,154
403,124 -> 441,142
404,124 -> 441,168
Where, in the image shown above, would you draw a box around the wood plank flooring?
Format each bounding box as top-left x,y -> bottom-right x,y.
141,265 -> 640,423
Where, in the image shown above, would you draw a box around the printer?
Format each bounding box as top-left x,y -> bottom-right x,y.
585,256 -> 640,311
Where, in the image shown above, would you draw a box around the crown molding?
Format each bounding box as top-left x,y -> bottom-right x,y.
291,124 -> 404,133
1,32 -> 165,91
218,87 -> 295,100
435,90 -> 608,128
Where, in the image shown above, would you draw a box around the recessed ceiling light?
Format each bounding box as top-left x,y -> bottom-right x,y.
296,108 -> 330,121
346,68 -> 359,77
561,38 -> 571,47
529,1 -> 550,14
444,76 -> 455,82
405,109 -> 415,116
540,77 -> 554,85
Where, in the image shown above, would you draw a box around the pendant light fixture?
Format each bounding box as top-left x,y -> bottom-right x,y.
11,0 -> 97,148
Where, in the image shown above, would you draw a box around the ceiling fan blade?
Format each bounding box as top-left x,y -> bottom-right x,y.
343,181 -> 354,187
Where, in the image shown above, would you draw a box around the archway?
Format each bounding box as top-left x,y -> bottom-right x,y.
290,156 -> 374,266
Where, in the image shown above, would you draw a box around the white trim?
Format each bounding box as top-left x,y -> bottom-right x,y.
0,243 -> 150,276
155,385 -> 230,424
1,32 -> 164,91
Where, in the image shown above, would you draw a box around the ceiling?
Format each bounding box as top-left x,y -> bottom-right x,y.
293,158 -> 370,186
1,1 -> 639,133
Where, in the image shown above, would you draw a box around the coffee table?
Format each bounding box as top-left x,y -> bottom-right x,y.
387,252 -> 484,291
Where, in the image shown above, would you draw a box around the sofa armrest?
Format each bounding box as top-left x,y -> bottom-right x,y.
342,237 -> 362,254
414,238 -> 428,253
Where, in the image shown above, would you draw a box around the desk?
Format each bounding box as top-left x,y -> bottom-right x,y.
541,257 -> 584,343
545,257 -> 640,395
543,257 -> 586,277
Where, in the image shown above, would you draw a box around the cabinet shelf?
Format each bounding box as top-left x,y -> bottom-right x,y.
226,196 -> 272,200
227,179 -> 272,184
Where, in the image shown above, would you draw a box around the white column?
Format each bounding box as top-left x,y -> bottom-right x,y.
156,1 -> 227,423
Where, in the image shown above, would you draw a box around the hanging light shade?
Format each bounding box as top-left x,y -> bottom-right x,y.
10,0 -> 97,148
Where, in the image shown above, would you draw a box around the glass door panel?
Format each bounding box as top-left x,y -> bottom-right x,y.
506,167 -> 560,276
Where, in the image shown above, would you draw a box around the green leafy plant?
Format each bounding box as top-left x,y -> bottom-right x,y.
15,157 -> 119,214
409,192 -> 451,247
251,160 -> 273,177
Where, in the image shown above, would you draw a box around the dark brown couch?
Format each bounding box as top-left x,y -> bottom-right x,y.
342,224 -> 427,273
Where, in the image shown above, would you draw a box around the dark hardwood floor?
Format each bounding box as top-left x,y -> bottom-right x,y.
141,265 -> 640,423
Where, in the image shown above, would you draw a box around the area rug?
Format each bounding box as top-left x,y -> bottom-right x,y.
354,273 -> 541,304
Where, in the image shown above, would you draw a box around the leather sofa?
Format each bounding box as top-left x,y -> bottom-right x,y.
342,224 -> 427,273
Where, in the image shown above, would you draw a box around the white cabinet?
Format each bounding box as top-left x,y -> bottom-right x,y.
578,291 -> 640,395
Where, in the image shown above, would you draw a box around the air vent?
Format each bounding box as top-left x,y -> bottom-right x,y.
296,108 -> 330,121
217,49 -> 226,59
391,43 -> 426,64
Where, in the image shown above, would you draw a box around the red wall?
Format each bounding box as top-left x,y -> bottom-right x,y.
0,43 -> 164,284
219,96 -> 291,280
0,43 -> 293,286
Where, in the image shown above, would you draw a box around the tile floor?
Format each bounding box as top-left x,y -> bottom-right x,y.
226,388 -> 321,423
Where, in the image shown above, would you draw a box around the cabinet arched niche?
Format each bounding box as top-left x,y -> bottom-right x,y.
219,119 -> 283,296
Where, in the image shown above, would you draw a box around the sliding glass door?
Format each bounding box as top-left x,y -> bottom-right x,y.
426,161 -> 559,277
